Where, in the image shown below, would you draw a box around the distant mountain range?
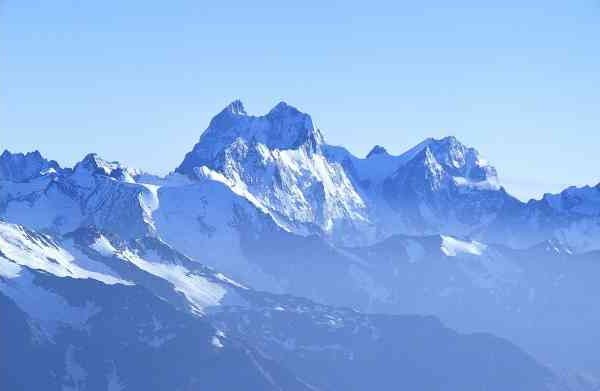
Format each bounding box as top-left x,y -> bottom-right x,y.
1,101 -> 599,390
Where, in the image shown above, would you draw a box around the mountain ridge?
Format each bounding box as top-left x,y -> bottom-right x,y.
2,101 -> 599,251
2,218 -> 581,390
2,101 -> 600,385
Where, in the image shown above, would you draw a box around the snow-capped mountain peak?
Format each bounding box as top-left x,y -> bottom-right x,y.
0,150 -> 61,182
75,153 -> 118,175
381,136 -> 501,194
73,153 -> 137,183
406,136 -> 498,185
177,101 -> 324,178
326,136 -> 499,192
174,101 -> 367,240
175,105 -> 512,244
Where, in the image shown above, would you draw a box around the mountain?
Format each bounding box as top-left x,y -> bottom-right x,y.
481,184 -> 600,252
325,136 -> 516,241
176,100 -> 371,243
0,220 -> 580,391
0,222 -> 309,390
2,100 -> 600,387
0,150 -> 61,182
175,101 -> 600,252
3,102 -> 597,252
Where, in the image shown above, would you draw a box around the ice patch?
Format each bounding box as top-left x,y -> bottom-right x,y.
0,222 -> 128,285
453,176 -> 501,191
120,250 -> 227,314
90,236 -> 117,257
139,183 -> 160,212
215,272 -> 247,289
0,256 -> 22,278
211,335 -> 224,348
441,235 -> 487,257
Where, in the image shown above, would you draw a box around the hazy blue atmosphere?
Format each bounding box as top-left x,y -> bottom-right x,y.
2,1 -> 599,200
3,3 -> 600,389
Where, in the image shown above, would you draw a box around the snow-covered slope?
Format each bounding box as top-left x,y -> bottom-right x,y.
151,173 -> 287,292
173,101 -> 520,246
325,135 -> 515,241
3,102 -> 598,252
0,152 -> 157,238
0,220 -> 581,391
326,136 -> 499,191
0,222 -> 127,286
2,101 -> 600,382
0,220 -> 241,316
325,133 -> 600,252
176,101 -> 371,243
0,265 -> 312,391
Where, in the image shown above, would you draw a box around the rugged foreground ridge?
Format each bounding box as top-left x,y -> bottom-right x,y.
2,101 -> 600,389
0,221 -> 581,390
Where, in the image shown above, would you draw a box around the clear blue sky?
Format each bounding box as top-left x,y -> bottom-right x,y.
2,1 -> 599,200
